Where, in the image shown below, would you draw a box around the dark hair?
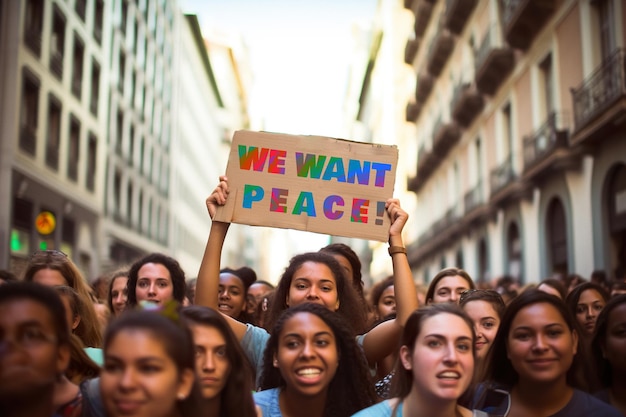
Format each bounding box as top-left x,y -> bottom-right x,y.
185,278 -> 197,303
459,289 -> 506,319
590,294 -> 626,389
369,276 -> 394,311
53,285 -> 83,327
425,267 -> 475,304
180,306 -> 257,417
107,270 -> 129,315
0,281 -> 71,347
259,303 -> 377,414
103,309 -> 203,417
66,333 -> 100,383
126,253 -> 187,307
250,280 -> 275,290
610,280 -> 626,294
319,243 -> 364,296
219,267 -> 257,323
537,278 -> 568,300
0,269 -> 17,282
22,251 -> 102,347
264,252 -> 367,334
483,289 -> 584,389
565,282 -> 610,336
392,304 -> 476,399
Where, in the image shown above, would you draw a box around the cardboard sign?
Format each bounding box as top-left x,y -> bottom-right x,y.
214,131 -> 398,241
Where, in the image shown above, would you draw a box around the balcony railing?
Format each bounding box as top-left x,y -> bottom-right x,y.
432,116 -> 461,156
490,156 -> 516,194
414,1 -> 434,39
415,72 -> 434,103
451,81 -> 484,127
444,0 -> 477,35
464,180 -> 483,213
426,27 -> 455,77
572,48 -> 626,132
404,38 -> 419,65
503,0 -> 555,51
406,101 -> 422,122
523,112 -> 569,170
474,25 -> 514,95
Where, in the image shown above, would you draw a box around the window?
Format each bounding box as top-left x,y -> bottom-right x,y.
539,53 -> 554,117
507,222 -> 522,280
72,33 -> 84,99
128,125 -> 135,165
75,0 -> 86,21
597,0 -> 616,59
67,115 -> 80,182
478,239 -> 488,283
46,95 -> 62,170
24,0 -> 44,56
94,0 -> 104,44
547,198 -> 568,275
116,110 -> 124,155
20,68 -> 40,155
121,0 -> 129,35
90,60 -> 100,115
113,170 -> 122,221
118,51 -> 126,93
86,133 -> 97,192
502,103 -> 513,160
50,7 -> 66,80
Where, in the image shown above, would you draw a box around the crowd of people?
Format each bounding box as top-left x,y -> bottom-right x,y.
1,176 -> 625,417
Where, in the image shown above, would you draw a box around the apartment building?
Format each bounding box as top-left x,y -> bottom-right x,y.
0,0 -> 247,279
355,0 -> 625,285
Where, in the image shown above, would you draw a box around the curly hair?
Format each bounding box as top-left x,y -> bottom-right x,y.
181,306 -> 257,417
126,253 -> 187,307
258,303 -> 377,415
263,252 -> 367,334
22,251 -> 102,347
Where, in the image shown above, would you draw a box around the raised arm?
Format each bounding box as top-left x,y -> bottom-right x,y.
361,198 -> 418,365
195,176 -> 248,340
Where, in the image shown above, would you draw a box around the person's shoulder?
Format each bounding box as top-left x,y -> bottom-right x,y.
253,388 -> 281,417
350,399 -> 394,417
558,389 -> 622,417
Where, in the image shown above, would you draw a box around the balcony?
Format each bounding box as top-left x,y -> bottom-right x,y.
408,146 -> 440,192
464,180 -> 483,214
50,51 -> 63,80
489,155 -> 531,208
444,0 -> 477,35
432,116 -> 461,157
503,0 -> 555,51
24,29 -> 42,57
404,38 -> 420,65
461,180 -> 494,229
415,72 -> 434,103
523,112 -> 580,183
408,208 -> 464,266
413,1 -> 435,39
490,157 -> 516,195
451,82 -> 484,127
474,25 -> 514,96
406,101 -> 422,122
426,28 -> 455,77
570,48 -> 626,147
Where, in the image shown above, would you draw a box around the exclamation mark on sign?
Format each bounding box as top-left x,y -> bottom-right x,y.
375,201 -> 385,226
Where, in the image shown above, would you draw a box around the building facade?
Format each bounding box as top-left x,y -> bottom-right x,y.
355,0 -> 626,285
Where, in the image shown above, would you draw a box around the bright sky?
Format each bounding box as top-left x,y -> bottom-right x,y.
180,0 -> 378,138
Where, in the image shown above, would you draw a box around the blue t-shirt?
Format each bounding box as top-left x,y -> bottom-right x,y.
551,389 -> 621,417
254,388 -> 283,417
241,324 -> 270,386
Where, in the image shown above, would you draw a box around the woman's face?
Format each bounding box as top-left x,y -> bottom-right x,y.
507,302 -> 577,385
273,312 -> 339,397
575,289 -> 605,336
101,329 -> 194,417
400,312 -> 474,402
31,268 -> 68,287
376,285 -> 396,319
602,303 -> 626,374
286,262 -> 340,311
189,324 -> 231,401
431,276 -> 471,304
110,277 -> 129,316
218,274 -> 247,319
135,263 -> 174,306
462,300 -> 500,360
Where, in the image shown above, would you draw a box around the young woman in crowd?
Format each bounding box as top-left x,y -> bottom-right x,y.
255,303 -> 377,416
481,289 -> 621,417
459,289 -> 505,376
352,303 -> 481,417
196,176 -> 418,385
107,269 -> 129,318
23,249 -> 102,347
126,252 -> 187,308
566,282 -> 610,340
180,305 -> 259,417
591,294 -> 626,416
99,309 -> 203,417
425,267 -> 476,305
218,266 -> 256,323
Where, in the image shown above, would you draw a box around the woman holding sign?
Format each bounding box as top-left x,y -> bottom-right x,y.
196,176 -> 418,388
